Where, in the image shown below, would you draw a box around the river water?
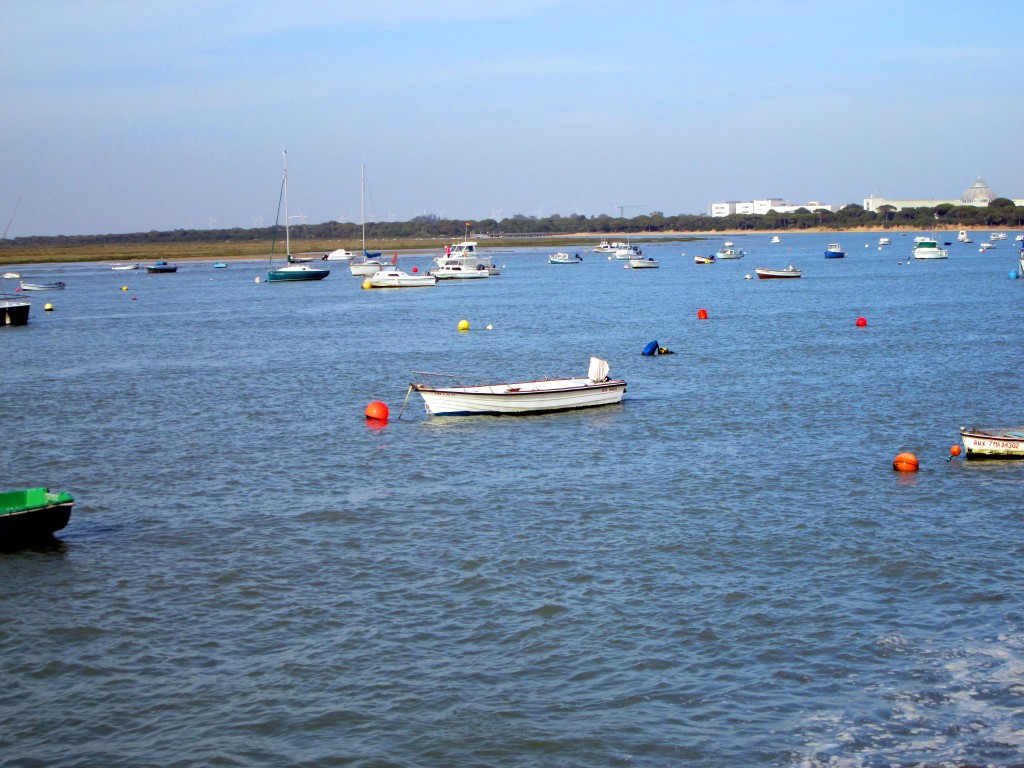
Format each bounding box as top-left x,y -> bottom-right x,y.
2,232 -> 1023,767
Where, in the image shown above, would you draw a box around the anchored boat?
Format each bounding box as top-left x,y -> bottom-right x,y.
0,488 -> 74,543
409,358 -> 626,416
959,426 -> 1024,459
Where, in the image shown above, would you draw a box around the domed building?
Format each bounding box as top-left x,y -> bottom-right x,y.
960,177 -> 994,205
863,177 -> 1021,213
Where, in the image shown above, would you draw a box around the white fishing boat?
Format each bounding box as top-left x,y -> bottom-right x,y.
614,243 -> 641,259
770,235 -> 781,244
878,237 -> 892,246
694,254 -> 716,265
434,260 -> 489,279
266,152 -> 330,282
592,239 -> 615,253
549,251 -> 582,264
991,232 -> 1007,240
628,257 -> 659,269
435,228 -> 500,275
912,239 -> 949,259
755,266 -> 801,279
409,357 -> 626,416
715,246 -> 745,259
956,230 -> 972,243
959,425 -> 1024,459
824,243 -> 845,258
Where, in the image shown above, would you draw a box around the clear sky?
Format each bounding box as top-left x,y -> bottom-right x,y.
2,0 -> 1023,237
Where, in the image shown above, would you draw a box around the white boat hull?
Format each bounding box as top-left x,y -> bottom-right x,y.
628,259 -> 659,268
364,269 -> 436,288
960,427 -> 1024,459
413,377 -> 626,415
350,260 -> 385,276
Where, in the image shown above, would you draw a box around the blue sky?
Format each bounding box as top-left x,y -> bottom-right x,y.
2,0 -> 1023,237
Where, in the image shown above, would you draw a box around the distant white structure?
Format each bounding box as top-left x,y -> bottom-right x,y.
863,177 -> 1024,213
709,198 -> 839,217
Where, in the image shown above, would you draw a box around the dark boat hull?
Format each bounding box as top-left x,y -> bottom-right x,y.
0,501 -> 73,544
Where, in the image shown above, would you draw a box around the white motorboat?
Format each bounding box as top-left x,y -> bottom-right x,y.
878,237 -> 892,246
716,246 -> 745,259
325,248 -> 355,261
2,271 -> 21,279
549,251 -> 582,264
957,230 -> 972,243
912,239 -> 949,259
363,268 -> 436,288
694,254 -> 716,265
435,236 -> 500,275
409,357 -> 626,416
755,266 -> 801,279
991,232 -> 1007,240
349,257 -> 387,276
592,239 -> 615,253
628,257 -> 659,269
111,263 -> 138,270
770,235 -> 781,244
19,281 -> 66,290
434,260 -> 489,279
614,244 -> 641,259
979,242 -> 996,252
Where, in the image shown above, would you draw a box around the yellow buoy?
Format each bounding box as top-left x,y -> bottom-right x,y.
457,319 -> 470,331
44,303 -> 54,311
361,280 -> 372,289
121,285 -> 129,291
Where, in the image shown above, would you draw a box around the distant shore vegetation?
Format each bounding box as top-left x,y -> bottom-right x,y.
2,199 -> 1022,265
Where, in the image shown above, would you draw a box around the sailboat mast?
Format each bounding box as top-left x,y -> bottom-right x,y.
361,161 -> 366,252
283,151 -> 290,260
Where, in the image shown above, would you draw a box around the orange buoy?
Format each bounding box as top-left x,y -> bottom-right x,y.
950,445 -> 962,457
697,308 -> 709,320
892,452 -> 919,472
856,317 -> 867,327
365,401 -> 389,421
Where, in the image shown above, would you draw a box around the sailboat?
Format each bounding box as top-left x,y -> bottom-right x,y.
267,151 -> 330,283
349,162 -> 387,277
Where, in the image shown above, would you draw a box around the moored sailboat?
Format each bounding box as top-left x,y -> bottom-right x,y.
267,151 -> 330,283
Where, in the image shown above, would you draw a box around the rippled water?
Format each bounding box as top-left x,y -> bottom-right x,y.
2,233 -> 1023,767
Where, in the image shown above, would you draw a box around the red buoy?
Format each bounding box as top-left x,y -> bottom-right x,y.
365,401 -> 389,421
892,452 -> 919,472
950,445 -> 962,457
412,267 -> 418,273
856,317 -> 868,327
697,308 -> 709,320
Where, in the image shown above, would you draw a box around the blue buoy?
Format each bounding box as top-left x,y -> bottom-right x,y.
642,340 -> 659,356
1010,270 -> 1019,280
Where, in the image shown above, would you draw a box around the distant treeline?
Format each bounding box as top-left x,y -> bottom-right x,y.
4,199 -> 1022,247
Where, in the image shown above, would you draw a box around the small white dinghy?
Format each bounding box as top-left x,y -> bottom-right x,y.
408,357 -> 626,416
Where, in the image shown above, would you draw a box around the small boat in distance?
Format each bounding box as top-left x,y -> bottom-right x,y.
991,232 -> 1007,240
755,266 -> 801,279
878,237 -> 892,246
694,254 -> 716,265
913,239 -> 949,259
614,243 -> 642,259
409,357 -> 626,416
146,261 -> 178,273
979,242 -> 996,252
628,257 -> 659,269
592,239 -> 615,253
324,248 -> 355,261
0,487 -> 74,543
2,271 -> 21,279
549,252 -> 583,264
111,263 -> 138,270
825,243 -> 845,258
213,262 -> 227,269
957,229 -> 972,243
363,256 -> 437,288
959,425 -> 1024,459
770,235 -> 780,244
20,280 -> 67,290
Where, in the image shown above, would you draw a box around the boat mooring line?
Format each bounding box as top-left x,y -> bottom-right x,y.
397,385 -> 413,420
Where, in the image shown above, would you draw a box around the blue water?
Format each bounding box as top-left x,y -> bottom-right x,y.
2,233 -> 1023,767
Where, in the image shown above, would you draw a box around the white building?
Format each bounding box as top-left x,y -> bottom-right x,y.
863,177 -> 1023,212
709,198 -> 837,217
